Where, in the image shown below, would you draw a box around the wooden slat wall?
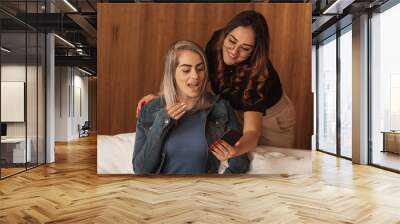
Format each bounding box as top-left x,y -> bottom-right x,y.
98,3 -> 312,149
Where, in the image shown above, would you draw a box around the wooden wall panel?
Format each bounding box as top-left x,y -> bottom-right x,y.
98,3 -> 312,149
88,77 -> 97,132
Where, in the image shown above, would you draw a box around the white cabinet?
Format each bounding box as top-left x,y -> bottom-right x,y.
1,138 -> 32,163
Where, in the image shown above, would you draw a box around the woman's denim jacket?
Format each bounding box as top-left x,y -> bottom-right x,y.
133,95 -> 250,174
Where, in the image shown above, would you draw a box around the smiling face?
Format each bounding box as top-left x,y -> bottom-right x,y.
222,26 -> 255,65
174,50 -> 205,102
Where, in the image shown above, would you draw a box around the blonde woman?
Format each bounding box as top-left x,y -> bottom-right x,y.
133,40 -> 249,174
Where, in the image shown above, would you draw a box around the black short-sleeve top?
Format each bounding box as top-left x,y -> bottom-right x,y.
205,30 -> 283,115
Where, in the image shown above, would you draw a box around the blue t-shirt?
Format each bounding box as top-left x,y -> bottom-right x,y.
161,111 -> 208,174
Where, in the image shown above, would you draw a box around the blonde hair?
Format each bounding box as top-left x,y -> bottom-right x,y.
161,40 -> 212,111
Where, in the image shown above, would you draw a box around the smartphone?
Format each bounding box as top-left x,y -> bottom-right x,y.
221,129 -> 243,146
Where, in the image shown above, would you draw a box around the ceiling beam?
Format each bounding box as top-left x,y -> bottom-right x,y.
67,13 -> 97,40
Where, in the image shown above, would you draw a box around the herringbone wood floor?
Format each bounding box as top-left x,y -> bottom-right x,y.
1,135 -> 400,224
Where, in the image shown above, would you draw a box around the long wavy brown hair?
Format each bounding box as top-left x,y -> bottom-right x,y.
209,10 -> 274,105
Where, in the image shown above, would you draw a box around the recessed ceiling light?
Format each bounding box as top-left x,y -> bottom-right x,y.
77,67 -> 93,76
54,34 -> 75,48
63,0 -> 78,12
1,47 -> 11,53
322,0 -> 355,15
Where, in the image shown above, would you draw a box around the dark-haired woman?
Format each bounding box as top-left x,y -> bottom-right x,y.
136,10 -> 296,161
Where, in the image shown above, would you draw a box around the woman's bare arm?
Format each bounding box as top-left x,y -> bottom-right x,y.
210,111 -> 262,160
135,94 -> 158,118
233,111 -> 262,155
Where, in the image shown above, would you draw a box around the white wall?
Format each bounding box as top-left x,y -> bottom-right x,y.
1,64 -> 26,81
1,64 -> 37,137
72,73 -> 89,138
1,63 -> 46,163
55,67 -> 89,141
55,67 -> 70,141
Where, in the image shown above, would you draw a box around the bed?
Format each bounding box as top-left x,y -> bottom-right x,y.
97,133 -> 311,175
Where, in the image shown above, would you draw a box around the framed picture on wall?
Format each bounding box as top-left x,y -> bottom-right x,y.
1,81 -> 25,122
97,3 -> 312,175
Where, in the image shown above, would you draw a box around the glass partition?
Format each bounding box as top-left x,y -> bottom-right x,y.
317,35 -> 337,155
339,27 -> 352,158
1,30 -> 28,178
370,3 -> 400,171
0,1 -> 46,179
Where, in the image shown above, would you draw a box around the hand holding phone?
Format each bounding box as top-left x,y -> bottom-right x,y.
220,129 -> 242,146
209,129 -> 242,150
209,130 -> 242,161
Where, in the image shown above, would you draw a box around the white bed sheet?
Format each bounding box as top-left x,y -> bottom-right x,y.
97,133 -> 311,175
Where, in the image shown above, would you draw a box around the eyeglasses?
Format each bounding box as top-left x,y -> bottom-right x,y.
223,38 -> 253,58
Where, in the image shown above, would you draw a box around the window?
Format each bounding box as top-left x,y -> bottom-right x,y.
317,35 -> 337,154
339,27 -> 352,158
370,2 -> 400,171
316,25 -> 353,159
